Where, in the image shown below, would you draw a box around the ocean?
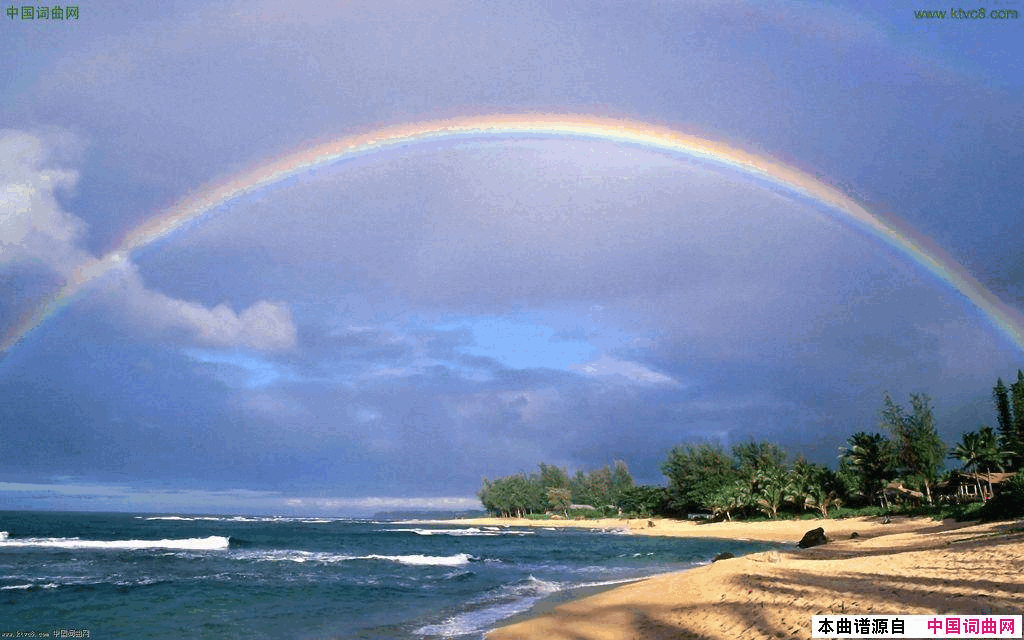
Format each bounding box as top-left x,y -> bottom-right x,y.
0,511 -> 775,639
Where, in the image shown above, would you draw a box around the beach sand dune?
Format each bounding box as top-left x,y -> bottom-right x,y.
469,517 -> 1024,640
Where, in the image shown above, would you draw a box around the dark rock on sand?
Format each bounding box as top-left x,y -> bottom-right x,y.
850,532 -> 860,539
712,552 -> 735,562
797,527 -> 828,548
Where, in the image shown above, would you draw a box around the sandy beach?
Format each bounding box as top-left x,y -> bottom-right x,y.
438,515 -> 958,544
435,516 -> 1024,639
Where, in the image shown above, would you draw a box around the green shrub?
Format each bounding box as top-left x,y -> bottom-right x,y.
898,504 -> 943,518
949,501 -> 986,522
831,505 -> 888,519
566,508 -> 603,519
979,474 -> 1024,521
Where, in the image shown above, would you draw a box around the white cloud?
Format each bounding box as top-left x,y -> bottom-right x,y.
0,129 -> 89,274
354,408 -> 382,423
243,393 -> 298,416
176,298 -> 297,352
568,354 -> 676,385
453,388 -> 558,421
1,130 -> 297,353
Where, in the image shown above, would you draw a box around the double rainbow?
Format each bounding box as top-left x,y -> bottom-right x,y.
4,113 -> 1023,352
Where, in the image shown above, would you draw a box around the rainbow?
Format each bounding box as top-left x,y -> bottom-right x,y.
4,113 -> 1024,353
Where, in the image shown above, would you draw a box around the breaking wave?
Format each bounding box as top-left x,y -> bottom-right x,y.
140,515 -> 342,524
364,553 -> 474,567
415,575 -> 561,638
383,527 -> 534,537
233,550 -> 475,567
0,533 -> 230,551
384,527 -> 497,537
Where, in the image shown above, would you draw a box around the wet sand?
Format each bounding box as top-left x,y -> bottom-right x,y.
432,516 -> 1024,640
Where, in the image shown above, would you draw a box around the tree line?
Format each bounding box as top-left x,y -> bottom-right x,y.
478,461 -> 634,518
478,369 -> 1024,520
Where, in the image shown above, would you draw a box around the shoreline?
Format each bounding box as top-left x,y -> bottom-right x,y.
427,514 -> 955,544
492,576 -> 651,632
429,515 -> 1024,640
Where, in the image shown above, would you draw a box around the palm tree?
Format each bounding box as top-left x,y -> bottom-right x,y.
787,459 -> 842,518
976,426 -> 1012,472
786,458 -> 814,513
710,480 -> 750,522
950,426 -> 1009,500
805,484 -> 842,518
754,467 -> 791,519
840,432 -> 893,506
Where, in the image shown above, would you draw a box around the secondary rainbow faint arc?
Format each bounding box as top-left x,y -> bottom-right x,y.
4,113 -> 1024,353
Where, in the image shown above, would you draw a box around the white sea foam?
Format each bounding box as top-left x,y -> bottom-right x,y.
142,515 -> 340,524
415,600 -> 536,638
574,577 -> 643,589
384,527 -> 499,537
463,575 -> 561,607
233,550 -> 475,567
234,549 -> 356,564
2,574 -> 169,590
145,515 -> 263,522
416,576 -> 562,638
0,535 -> 230,551
417,575 -> 642,638
1,582 -> 60,590
488,575 -> 561,600
0,531 -> 7,541
113,577 -> 163,586
364,553 -> 473,567
384,526 -> 535,536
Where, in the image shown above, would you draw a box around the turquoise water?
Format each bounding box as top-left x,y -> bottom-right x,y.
0,511 -> 774,639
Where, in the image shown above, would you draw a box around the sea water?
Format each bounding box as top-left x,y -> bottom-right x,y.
0,511 -> 774,639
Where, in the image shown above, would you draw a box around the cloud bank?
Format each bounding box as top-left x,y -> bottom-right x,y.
1,130 -> 297,352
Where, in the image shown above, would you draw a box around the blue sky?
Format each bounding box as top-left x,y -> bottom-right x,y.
1,0 -> 1022,515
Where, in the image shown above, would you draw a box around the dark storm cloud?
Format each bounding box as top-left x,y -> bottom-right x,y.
1,0 -> 1021,512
